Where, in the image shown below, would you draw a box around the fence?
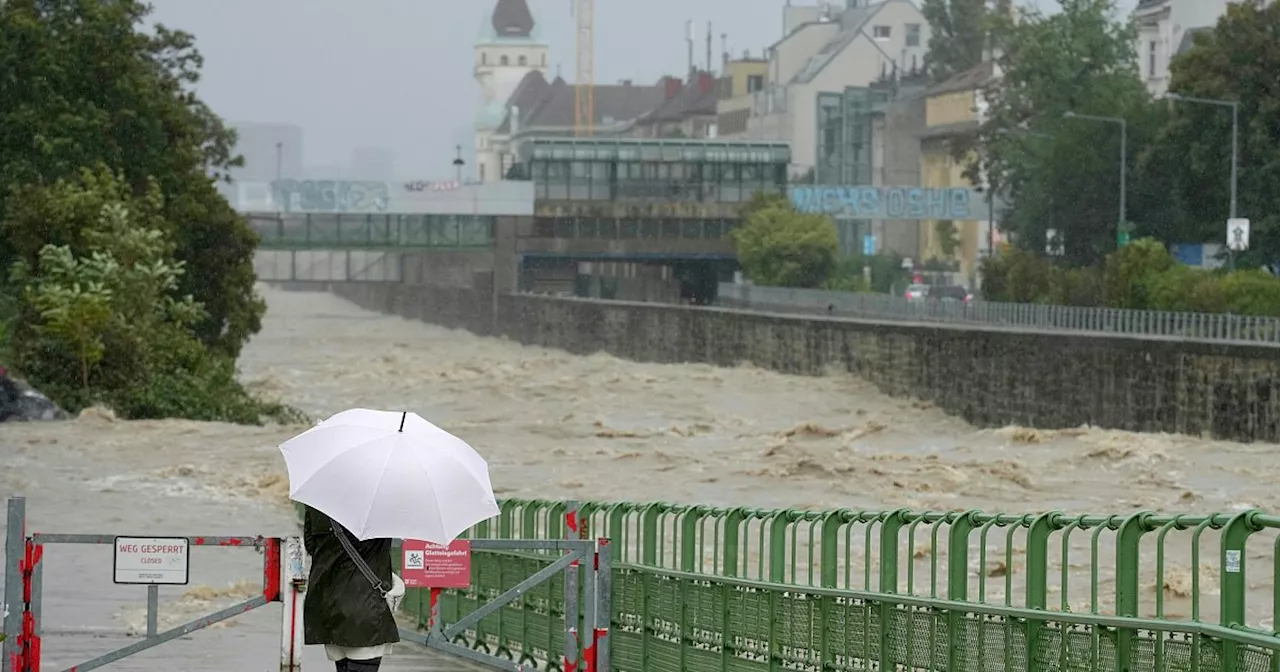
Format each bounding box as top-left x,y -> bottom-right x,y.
412,498 -> 1280,672
248,213 -> 494,250
718,283 -> 1280,345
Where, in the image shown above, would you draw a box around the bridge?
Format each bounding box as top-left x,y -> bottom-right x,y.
412,498 -> 1279,672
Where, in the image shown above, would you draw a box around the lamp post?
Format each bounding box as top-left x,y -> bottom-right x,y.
1161,92 -> 1240,269
1063,111 -> 1128,247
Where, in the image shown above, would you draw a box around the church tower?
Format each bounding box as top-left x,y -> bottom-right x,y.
474,0 -> 549,182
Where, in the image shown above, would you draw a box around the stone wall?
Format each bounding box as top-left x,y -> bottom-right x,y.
312,281 -> 1280,442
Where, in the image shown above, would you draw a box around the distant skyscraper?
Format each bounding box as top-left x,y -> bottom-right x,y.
228,122 -> 303,181
350,146 -> 396,180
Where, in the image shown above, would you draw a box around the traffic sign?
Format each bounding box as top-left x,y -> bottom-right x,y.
113,536 -> 190,585
401,539 -> 471,588
1228,218 -> 1250,252
1045,229 -> 1064,256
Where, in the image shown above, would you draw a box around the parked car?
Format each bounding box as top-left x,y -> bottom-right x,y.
927,285 -> 974,304
904,284 -> 930,302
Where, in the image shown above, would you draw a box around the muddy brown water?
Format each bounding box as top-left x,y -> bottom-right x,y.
3,285 -> 1279,669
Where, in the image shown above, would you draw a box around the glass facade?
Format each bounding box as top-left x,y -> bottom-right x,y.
513,137 -> 791,204
815,86 -> 890,256
815,86 -> 888,185
248,213 -> 494,249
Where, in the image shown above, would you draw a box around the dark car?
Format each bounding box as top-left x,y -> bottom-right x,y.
927,285 -> 973,304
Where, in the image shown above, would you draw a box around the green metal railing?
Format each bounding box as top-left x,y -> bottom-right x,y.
396,499 -> 1280,672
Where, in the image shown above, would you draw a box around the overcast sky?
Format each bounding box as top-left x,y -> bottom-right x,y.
146,0 -> 1138,180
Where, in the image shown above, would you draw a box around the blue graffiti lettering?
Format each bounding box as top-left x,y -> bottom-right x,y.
949,189 -> 971,219
788,185 -> 985,220
270,179 -> 390,213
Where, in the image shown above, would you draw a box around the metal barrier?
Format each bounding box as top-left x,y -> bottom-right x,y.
1,497 -> 306,672
414,498 -> 1280,672
717,282 -> 1280,344
397,501 -> 612,672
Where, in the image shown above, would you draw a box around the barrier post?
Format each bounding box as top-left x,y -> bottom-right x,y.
588,539 -> 612,672
3,497 -> 25,672
279,537 -> 305,672
563,501 -> 581,672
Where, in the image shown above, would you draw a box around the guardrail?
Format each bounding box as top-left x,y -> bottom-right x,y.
718,283 -> 1280,345
408,499 -> 1280,672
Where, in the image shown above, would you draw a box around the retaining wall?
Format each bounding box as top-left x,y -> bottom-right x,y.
307,281 -> 1280,442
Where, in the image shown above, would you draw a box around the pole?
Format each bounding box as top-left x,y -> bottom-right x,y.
3,498 -> 25,672
275,142 -> 283,181
1119,118 -> 1127,244
279,536 -> 305,671
1230,101 -> 1239,271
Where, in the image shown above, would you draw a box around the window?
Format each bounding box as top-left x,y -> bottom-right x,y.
481,53 -> 488,65
541,53 -> 547,66
518,55 -> 527,66
1148,41 -> 1157,77
500,55 -> 509,66
747,74 -> 764,92
873,25 -> 891,40
905,23 -> 921,47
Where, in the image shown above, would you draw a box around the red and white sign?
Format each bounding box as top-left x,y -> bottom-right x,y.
113,536 -> 190,585
401,540 -> 471,588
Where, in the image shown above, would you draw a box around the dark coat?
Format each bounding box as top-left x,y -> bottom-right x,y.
302,506 -> 400,648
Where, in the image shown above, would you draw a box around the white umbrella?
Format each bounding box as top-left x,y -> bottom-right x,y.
279,408 -> 500,543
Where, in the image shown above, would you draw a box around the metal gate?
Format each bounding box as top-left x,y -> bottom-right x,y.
1,496 -> 307,672
398,536 -> 612,672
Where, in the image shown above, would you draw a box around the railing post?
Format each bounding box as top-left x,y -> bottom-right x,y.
1220,511 -> 1261,672
563,500 -> 581,672
279,537 -> 305,672
1115,512 -> 1151,672
3,497 -> 25,672
593,539 -> 612,672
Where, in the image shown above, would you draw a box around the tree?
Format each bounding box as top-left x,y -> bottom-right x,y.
1140,0 -> 1280,267
922,0 -> 990,82
0,0 -> 263,359
733,201 -> 839,289
972,0 -> 1159,267
5,168 -> 292,422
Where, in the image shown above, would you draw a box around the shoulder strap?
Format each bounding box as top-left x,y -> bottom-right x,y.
329,518 -> 388,596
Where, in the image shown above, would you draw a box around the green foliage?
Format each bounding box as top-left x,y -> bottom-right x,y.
1137,0 -> 1280,266
826,254 -> 912,294
922,0 -> 1000,82
732,199 -> 839,289
973,0 -> 1160,267
5,168 -> 299,423
981,238 -> 1280,316
1101,237 -> 1175,309
0,0 -> 263,359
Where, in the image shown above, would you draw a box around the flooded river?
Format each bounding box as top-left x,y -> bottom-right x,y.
3,285 -> 1280,668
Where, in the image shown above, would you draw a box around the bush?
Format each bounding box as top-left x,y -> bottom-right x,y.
5,168 -> 300,424
981,237 -> 1280,317
732,196 -> 839,288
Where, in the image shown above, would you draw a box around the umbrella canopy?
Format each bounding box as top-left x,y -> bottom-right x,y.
279,408 -> 499,543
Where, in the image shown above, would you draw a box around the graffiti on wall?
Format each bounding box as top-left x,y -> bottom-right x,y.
270,179 -> 390,213
403,180 -> 461,192
789,185 -> 990,221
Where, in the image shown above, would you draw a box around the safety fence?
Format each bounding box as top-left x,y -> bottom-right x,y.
410,499 -> 1280,672
717,283 -> 1280,345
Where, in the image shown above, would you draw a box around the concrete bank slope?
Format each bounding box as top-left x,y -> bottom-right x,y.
296,281 -> 1280,443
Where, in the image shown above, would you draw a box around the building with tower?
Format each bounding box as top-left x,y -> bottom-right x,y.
474,0 -> 550,183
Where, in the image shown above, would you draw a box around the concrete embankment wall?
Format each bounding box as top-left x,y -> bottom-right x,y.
295,281 -> 1280,443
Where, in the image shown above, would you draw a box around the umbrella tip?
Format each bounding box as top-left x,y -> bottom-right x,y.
399,411 -> 406,433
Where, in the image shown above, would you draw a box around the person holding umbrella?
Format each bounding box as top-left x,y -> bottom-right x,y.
280,408 -> 502,671
303,504 -> 401,671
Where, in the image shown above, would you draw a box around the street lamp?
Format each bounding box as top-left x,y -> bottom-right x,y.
1063,111 -> 1128,247
1161,92 -> 1240,267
